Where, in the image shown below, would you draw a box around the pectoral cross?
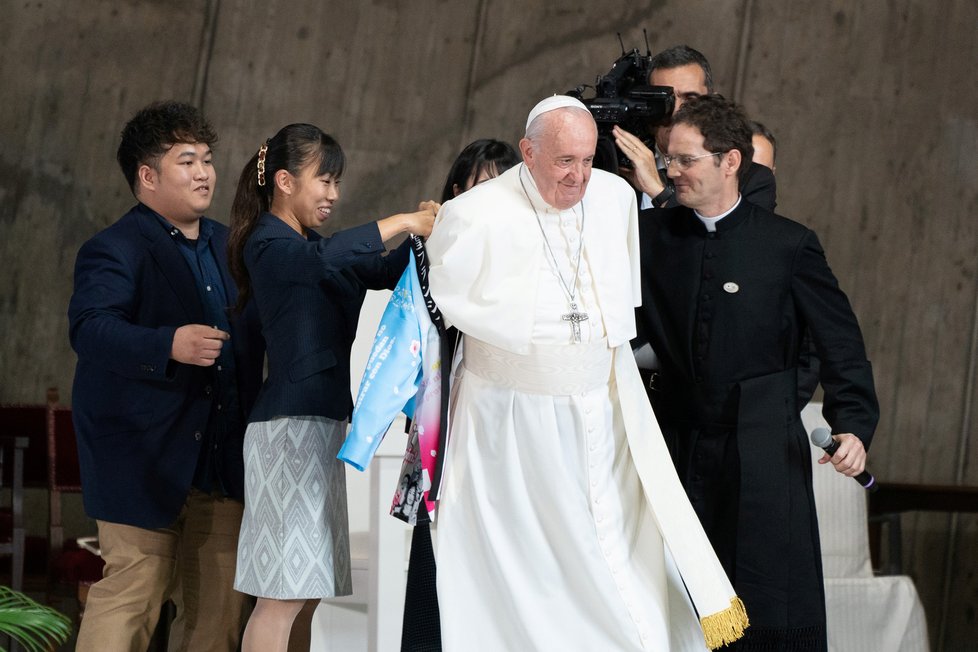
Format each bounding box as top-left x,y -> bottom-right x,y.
562,302 -> 589,343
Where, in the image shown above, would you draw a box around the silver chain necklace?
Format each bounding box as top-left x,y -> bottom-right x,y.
518,165 -> 589,343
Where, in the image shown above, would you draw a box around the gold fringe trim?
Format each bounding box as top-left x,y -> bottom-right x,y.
700,596 -> 750,650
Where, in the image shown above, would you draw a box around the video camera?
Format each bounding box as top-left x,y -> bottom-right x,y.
567,41 -> 674,174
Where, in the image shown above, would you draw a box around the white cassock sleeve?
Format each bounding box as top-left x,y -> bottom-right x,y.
424,186 -> 541,355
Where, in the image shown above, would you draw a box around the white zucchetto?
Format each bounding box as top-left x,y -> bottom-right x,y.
525,95 -> 590,133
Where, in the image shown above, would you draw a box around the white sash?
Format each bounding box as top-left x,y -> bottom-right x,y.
462,337 -> 610,395
460,335 -> 749,649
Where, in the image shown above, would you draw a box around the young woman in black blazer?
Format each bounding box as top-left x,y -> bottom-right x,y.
227,123 -> 436,652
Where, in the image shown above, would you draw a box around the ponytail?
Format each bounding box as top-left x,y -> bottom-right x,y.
228,147 -> 270,313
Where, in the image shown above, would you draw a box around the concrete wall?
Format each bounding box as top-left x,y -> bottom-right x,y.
2,0 -> 976,646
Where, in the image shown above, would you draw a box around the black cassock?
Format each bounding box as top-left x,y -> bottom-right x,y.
635,199 -> 879,651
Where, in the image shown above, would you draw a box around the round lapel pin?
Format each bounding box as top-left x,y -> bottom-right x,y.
723,282 -> 740,294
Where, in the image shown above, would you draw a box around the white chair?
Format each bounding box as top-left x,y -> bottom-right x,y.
314,424 -> 410,652
802,403 -> 929,652
311,290 -> 412,652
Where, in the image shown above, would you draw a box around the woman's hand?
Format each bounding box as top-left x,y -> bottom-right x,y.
418,200 -> 441,213
409,201 -> 439,237
377,201 -> 439,241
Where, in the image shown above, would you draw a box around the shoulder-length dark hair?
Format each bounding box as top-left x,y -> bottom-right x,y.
227,124 -> 345,311
440,139 -> 520,202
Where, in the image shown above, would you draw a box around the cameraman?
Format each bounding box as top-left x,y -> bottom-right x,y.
613,45 -> 777,211
751,120 -> 778,172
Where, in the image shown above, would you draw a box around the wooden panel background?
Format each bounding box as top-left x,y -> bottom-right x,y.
1,0 -> 975,646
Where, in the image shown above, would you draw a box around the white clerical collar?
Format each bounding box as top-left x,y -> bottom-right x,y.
695,195 -> 742,232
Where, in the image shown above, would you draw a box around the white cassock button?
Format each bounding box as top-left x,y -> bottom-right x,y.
723,282 -> 739,293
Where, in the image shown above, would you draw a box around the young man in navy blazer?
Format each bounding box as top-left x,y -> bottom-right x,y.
69,101 -> 264,651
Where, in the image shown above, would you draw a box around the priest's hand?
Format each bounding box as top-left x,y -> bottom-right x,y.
817,433 -> 867,477
613,125 -> 664,197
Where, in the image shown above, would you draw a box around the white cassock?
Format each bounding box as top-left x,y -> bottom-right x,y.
425,164 -> 746,651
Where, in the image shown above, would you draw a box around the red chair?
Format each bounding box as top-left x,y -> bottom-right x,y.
0,435 -> 28,591
0,391 -> 102,590
46,388 -> 83,556
44,389 -> 103,598
0,403 -> 45,589
0,404 -> 46,488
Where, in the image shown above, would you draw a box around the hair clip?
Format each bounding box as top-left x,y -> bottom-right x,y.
257,142 -> 268,187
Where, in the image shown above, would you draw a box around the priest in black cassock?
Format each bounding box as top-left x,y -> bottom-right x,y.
632,94 -> 879,651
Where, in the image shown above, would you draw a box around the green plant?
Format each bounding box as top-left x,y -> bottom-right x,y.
0,586 -> 71,652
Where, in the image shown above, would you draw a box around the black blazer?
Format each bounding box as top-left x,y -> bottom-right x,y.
635,199 -> 878,442
634,199 -> 879,639
245,213 -> 408,423
69,204 -> 265,529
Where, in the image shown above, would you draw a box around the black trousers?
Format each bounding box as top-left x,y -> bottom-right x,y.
644,376 -> 827,652
400,515 -> 441,651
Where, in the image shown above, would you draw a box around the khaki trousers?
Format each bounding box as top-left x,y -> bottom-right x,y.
76,490 -> 249,652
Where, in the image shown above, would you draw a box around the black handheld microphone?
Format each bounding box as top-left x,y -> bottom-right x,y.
809,427 -> 878,492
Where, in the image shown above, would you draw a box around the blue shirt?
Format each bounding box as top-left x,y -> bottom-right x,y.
155,210 -> 241,495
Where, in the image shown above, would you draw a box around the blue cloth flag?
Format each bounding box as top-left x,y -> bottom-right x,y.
339,255 -> 427,471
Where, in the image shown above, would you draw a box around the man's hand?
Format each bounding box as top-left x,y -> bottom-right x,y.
171,324 -> 229,366
817,433 -> 867,477
613,125 -> 664,197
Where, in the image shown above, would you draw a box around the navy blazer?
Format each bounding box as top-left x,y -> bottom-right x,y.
69,203 -> 265,529
245,212 -> 409,423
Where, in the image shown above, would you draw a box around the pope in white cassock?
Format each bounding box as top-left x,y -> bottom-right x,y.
424,96 -> 750,651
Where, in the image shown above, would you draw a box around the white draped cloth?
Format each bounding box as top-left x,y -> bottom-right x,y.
425,165 -> 740,651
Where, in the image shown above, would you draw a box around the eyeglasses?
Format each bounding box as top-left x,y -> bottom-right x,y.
663,152 -> 723,171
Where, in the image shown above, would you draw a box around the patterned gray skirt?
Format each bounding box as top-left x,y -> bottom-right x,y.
234,416 -> 352,599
